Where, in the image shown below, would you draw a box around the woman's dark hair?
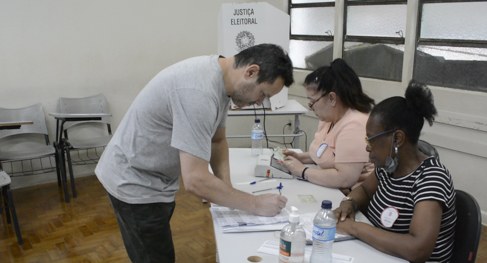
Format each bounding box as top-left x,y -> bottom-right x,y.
304,66 -> 329,86
234,43 -> 294,87
317,59 -> 375,113
371,81 -> 437,144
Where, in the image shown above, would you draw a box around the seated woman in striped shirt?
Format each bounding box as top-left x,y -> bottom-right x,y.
334,81 -> 456,263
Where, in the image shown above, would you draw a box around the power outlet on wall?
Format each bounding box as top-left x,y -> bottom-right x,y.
285,120 -> 293,131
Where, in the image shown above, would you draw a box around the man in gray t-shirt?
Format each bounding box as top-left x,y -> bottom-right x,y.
95,44 -> 294,262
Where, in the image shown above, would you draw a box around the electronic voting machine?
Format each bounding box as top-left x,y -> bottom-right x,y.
254,153 -> 294,179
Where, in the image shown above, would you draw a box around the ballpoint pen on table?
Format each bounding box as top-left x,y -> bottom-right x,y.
249,178 -> 271,185
252,182 -> 283,194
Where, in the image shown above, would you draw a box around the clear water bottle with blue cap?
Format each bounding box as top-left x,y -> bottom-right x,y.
310,200 -> 336,263
251,118 -> 264,156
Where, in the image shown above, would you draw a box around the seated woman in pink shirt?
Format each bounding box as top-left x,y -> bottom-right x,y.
282,59 -> 374,193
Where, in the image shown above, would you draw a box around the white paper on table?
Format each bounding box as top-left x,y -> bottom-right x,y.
210,206 -> 288,228
222,222 -> 286,233
258,240 -> 354,263
301,212 -> 356,243
301,212 -> 372,243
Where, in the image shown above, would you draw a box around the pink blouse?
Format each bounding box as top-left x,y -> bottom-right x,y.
308,109 -> 374,186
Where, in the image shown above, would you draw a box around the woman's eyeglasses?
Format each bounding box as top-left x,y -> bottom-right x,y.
308,93 -> 328,110
365,129 -> 396,148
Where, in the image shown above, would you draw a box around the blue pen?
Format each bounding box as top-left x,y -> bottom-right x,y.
250,178 -> 271,185
277,182 -> 283,195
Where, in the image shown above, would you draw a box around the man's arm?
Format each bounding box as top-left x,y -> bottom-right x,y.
179,150 -> 287,216
210,127 -> 231,186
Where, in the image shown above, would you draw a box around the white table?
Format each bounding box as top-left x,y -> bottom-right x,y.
0,121 -> 33,129
212,148 -> 407,263
227,100 -> 308,149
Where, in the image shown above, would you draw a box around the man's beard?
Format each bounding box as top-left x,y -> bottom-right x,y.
231,82 -> 256,107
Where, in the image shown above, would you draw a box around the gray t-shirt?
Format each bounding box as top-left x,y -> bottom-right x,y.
95,55 -> 230,204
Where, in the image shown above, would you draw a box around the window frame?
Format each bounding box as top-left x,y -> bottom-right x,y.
416,0 -> 487,48
342,0 -> 408,81
287,0 -> 487,93
343,0 -> 407,46
288,1 -> 335,70
413,0 -> 487,92
289,1 -> 335,42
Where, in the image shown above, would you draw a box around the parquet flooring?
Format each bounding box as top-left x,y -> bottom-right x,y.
0,175 -> 486,263
0,175 -> 215,263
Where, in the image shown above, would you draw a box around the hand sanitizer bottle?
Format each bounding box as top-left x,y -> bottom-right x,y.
279,206 -> 306,263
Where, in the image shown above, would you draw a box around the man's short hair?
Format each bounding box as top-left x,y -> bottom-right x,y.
234,44 -> 294,86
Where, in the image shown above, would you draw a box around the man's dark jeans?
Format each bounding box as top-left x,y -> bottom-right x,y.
108,194 -> 176,263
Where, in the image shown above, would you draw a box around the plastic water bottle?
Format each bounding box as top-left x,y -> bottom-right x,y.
279,206 -> 306,263
310,200 -> 336,263
251,118 -> 264,156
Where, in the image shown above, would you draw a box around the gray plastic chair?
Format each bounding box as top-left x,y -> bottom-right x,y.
56,94 -> 112,197
418,139 -> 440,160
0,104 -> 68,201
0,171 -> 23,245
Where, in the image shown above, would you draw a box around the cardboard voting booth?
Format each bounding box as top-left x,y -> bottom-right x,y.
218,2 -> 290,110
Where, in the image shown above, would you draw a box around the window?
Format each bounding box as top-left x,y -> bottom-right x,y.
414,0 -> 487,92
288,0 -> 487,93
289,0 -> 335,69
343,0 -> 407,81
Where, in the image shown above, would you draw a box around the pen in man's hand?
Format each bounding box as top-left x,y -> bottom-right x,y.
251,183 -> 284,194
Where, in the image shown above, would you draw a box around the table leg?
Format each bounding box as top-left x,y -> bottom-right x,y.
293,114 -> 301,149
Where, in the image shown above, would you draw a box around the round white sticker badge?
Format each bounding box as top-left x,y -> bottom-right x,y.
380,207 -> 399,228
316,143 -> 328,158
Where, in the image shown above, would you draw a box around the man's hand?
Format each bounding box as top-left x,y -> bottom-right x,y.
252,193 -> 288,216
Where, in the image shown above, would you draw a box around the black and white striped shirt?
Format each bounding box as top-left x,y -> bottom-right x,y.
367,157 -> 456,262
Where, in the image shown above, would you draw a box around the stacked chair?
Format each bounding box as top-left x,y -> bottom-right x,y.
0,103 -> 63,245
56,93 -> 112,198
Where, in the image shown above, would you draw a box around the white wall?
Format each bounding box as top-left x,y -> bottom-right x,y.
0,0 -> 285,131
0,0 -> 286,186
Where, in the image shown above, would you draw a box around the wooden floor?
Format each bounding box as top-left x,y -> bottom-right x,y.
1,175 -> 486,263
0,176 -> 216,263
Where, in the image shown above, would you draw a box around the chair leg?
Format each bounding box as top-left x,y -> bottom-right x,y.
2,186 -> 12,224
65,147 -> 77,198
5,186 -> 23,245
55,142 -> 70,203
54,143 -> 62,188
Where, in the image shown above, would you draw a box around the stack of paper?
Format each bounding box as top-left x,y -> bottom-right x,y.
210,205 -> 367,240
210,205 -> 289,233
